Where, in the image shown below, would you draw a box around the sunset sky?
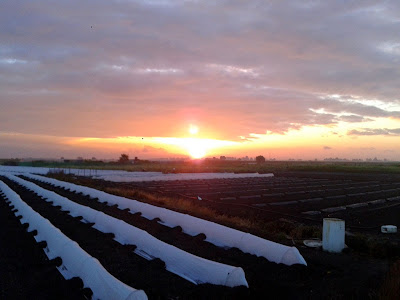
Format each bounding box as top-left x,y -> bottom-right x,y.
1,1 -> 400,160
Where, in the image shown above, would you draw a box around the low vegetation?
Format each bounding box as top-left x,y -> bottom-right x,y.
346,233 -> 400,259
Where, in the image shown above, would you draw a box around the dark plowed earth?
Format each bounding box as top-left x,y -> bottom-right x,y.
0,187 -> 86,299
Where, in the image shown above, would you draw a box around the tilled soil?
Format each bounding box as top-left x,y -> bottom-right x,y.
0,174 -> 394,299
0,187 -> 87,300
118,173 -> 400,233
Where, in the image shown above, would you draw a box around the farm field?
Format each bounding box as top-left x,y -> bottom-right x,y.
124,171 -> 400,232
4,160 -> 400,176
4,1 -> 400,299
1,169 -> 399,299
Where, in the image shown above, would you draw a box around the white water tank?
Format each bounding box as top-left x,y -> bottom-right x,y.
322,218 -> 345,253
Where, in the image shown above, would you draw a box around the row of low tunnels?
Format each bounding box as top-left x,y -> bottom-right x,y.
0,172 -> 308,299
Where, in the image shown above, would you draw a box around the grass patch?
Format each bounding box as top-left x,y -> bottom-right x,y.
263,219 -> 321,240
346,233 -> 400,259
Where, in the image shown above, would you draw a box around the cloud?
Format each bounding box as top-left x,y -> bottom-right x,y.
348,128 -> 400,136
323,146 -> 332,150
336,115 -> 372,123
317,97 -> 400,119
0,131 -> 178,159
1,0 -> 400,144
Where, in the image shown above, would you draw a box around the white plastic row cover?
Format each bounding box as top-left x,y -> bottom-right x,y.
2,173 -> 248,288
24,173 -> 307,266
0,166 -> 274,181
0,180 -> 147,300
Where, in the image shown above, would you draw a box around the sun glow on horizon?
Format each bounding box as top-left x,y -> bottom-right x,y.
69,135 -> 239,159
60,115 -> 400,161
154,137 -> 238,159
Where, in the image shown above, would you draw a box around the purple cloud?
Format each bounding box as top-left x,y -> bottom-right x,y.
1,0 -> 400,143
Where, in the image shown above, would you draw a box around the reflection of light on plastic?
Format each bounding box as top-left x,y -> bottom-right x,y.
189,125 -> 198,135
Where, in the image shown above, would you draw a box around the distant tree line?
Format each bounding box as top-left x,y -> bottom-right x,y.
1,159 -> 21,166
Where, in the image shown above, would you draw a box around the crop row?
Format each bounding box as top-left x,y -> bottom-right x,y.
1,176 -> 226,298
0,186 -> 90,299
0,179 -> 147,300
2,173 -> 248,288
22,172 -> 306,266
0,171 -> 308,298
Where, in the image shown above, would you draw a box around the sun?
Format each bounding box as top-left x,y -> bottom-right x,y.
187,143 -> 207,159
189,125 -> 199,135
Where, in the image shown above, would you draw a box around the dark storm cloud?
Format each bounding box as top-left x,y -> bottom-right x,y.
1,0 -> 400,140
